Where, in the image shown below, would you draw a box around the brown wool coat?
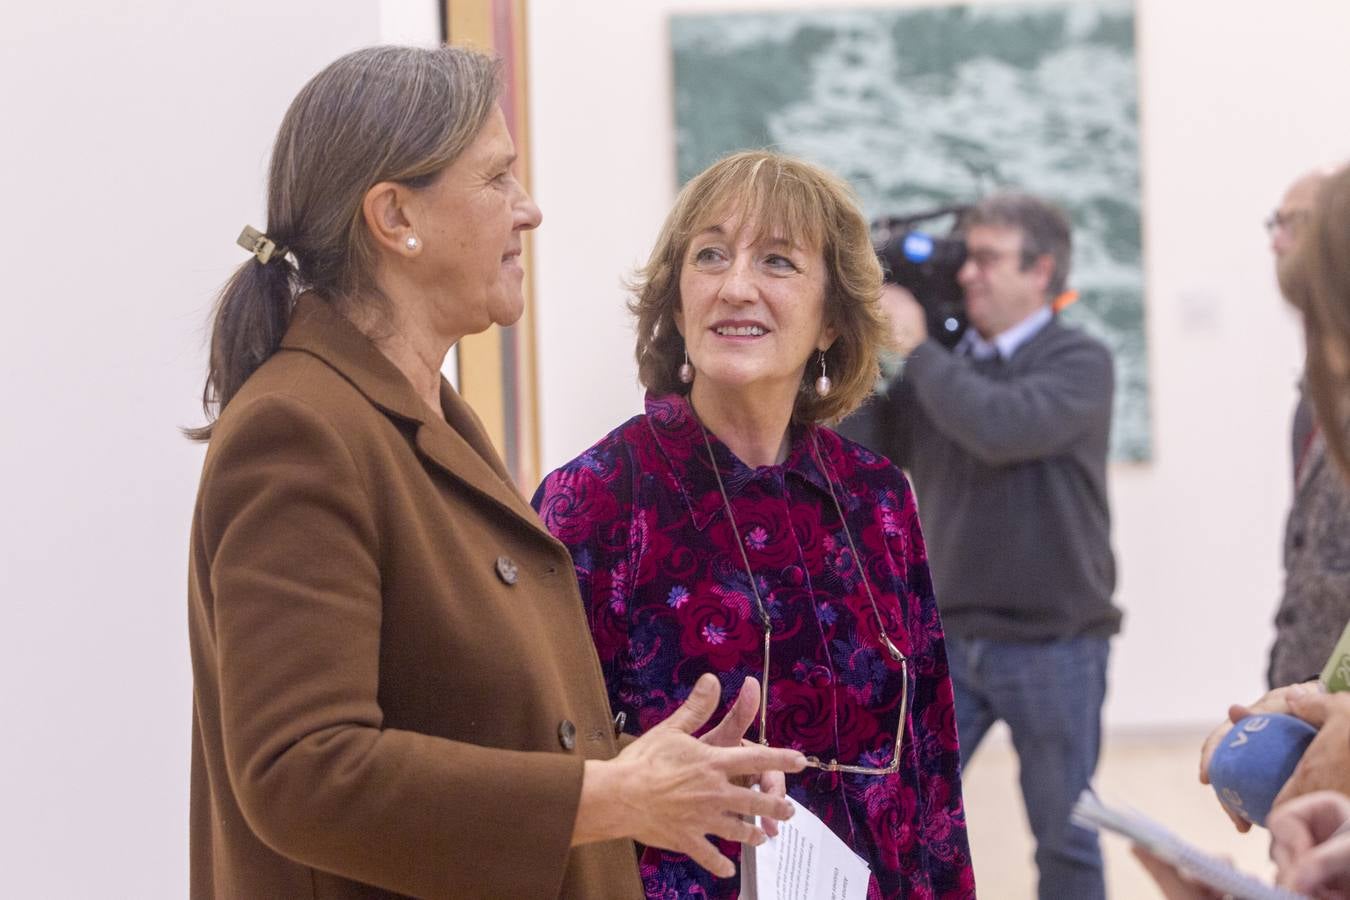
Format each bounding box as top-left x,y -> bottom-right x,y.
188,296 -> 642,899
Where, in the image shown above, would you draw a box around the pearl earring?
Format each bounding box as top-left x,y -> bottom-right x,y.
678,349 -> 694,385
815,351 -> 833,397
405,235 -> 420,251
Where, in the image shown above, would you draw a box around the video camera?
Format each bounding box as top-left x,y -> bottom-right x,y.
873,205 -> 971,349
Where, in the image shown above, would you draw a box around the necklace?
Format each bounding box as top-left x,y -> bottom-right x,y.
698,421 -> 911,773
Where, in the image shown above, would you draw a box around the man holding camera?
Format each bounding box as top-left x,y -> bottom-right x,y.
858,192 -> 1120,899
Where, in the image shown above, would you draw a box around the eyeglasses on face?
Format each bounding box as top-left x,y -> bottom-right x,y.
1265,209 -> 1310,235
963,246 -> 1013,271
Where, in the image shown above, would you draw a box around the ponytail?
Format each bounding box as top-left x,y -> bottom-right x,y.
183,252 -> 295,442
184,45 -> 503,442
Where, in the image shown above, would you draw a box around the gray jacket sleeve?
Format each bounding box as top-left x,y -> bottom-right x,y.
841,376 -> 918,469
901,334 -> 1113,467
883,377 -> 918,469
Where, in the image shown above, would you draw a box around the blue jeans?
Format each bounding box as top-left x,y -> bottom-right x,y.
946,635 -> 1111,900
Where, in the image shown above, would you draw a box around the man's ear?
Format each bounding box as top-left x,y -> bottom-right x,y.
362,181 -> 420,256
1030,253 -> 1055,294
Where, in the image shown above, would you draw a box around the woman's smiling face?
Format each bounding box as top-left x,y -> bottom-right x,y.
675,210 -> 835,402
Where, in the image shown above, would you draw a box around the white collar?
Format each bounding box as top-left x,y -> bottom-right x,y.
956,305 -> 1053,361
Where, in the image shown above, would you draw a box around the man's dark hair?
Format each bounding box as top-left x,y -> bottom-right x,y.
962,192 -> 1072,298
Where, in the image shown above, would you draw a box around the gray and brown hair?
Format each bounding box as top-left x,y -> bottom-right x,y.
189,45 -> 501,440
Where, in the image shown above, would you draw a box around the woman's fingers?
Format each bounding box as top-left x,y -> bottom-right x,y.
675,814 -> 767,880
680,837 -> 736,880
658,672 -> 723,736
616,724 -> 801,878
683,780 -> 792,825
724,783 -> 795,824
758,769 -> 788,837
713,743 -> 807,779
702,677 -> 760,747
703,812 -> 766,847
709,746 -> 802,826
619,711 -> 809,880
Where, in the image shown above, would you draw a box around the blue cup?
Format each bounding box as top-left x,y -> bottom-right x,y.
1208,712 -> 1317,827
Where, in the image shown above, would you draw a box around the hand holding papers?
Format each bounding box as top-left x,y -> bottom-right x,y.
1073,790 -> 1309,900
741,796 -> 870,900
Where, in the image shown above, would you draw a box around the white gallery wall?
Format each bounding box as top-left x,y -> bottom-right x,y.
527,0 -> 1350,731
0,1 -> 434,895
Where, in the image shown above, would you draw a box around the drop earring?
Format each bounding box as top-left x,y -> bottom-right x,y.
405,235 -> 420,252
678,349 -> 694,385
815,351 -> 833,397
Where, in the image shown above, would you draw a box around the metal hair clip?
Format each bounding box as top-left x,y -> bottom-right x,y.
236,225 -> 284,264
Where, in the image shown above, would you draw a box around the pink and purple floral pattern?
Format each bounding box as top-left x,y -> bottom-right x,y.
533,394 -> 974,899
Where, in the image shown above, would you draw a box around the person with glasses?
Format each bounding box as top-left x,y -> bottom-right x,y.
1267,168 -> 1330,259
1186,165 -> 1350,836
532,150 -> 974,899
1139,164 -> 1350,900
851,192 -> 1119,900
1262,165 -> 1350,691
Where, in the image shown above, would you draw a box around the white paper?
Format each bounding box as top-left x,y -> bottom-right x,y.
741,797 -> 870,900
1071,790 -> 1309,900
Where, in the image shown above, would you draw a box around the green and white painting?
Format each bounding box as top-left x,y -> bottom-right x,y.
672,0 -> 1149,461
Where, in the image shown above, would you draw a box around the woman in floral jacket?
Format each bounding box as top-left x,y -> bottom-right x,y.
533,151 -> 975,899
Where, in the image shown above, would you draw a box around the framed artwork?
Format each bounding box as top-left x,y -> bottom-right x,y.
672,0 -> 1149,461
448,0 -> 541,486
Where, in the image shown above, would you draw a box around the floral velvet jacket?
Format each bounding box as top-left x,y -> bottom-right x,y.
532,394 -> 974,899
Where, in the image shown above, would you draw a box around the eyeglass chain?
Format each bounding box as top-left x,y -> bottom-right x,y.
697,423 -> 907,666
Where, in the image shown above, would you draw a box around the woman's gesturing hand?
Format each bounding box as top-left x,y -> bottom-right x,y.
698,675 -> 790,837
573,673 -> 806,879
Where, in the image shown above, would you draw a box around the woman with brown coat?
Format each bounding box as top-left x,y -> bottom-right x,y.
186,45 -> 804,899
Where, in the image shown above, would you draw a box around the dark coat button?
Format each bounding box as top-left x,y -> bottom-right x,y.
495,556 -> 518,585
557,719 -> 577,750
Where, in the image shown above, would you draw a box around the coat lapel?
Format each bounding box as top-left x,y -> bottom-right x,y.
418,384 -> 544,528
280,295 -> 550,539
